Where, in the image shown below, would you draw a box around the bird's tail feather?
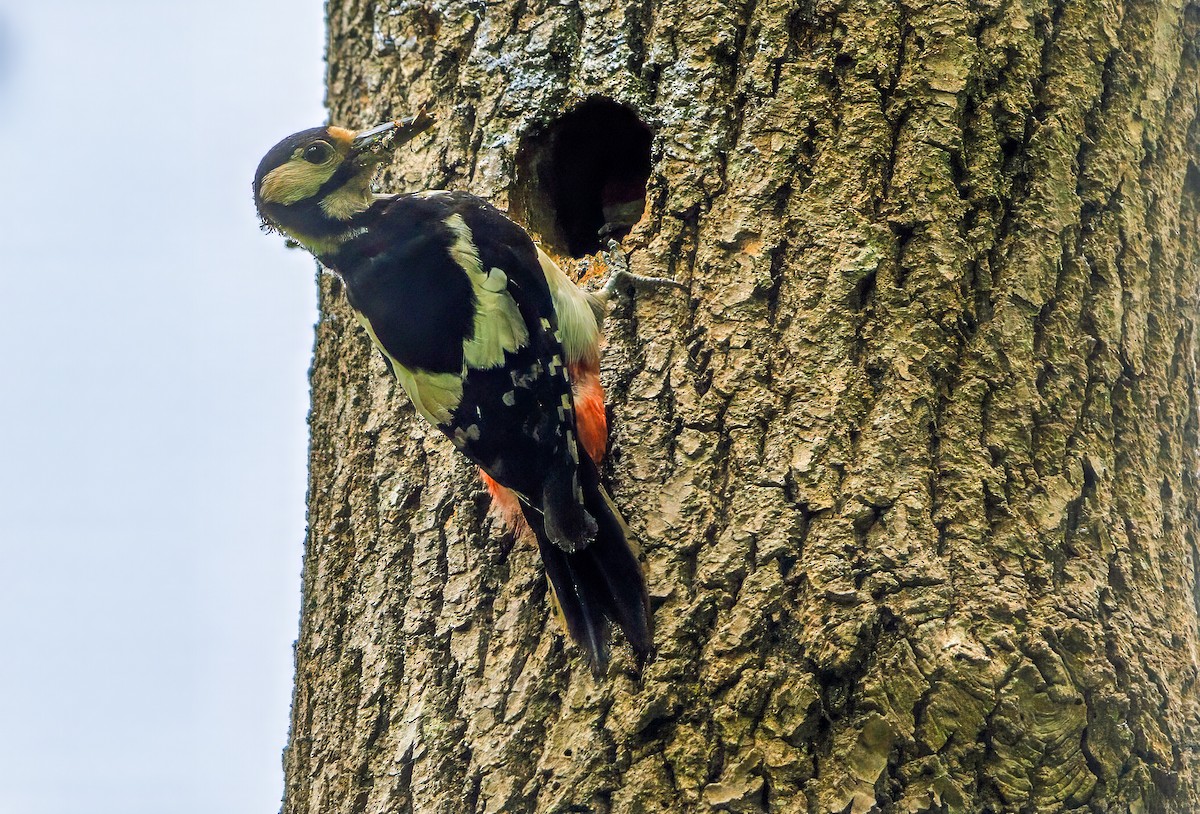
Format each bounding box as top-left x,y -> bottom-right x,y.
526,462 -> 653,676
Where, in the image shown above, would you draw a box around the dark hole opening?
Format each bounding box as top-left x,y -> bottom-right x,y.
514,98 -> 653,257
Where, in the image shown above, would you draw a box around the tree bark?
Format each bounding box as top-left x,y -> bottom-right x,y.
283,0 -> 1200,810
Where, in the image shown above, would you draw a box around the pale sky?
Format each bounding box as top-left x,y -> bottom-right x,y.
0,2 -> 326,812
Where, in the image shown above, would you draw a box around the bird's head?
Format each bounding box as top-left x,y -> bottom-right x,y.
253,112 -> 434,248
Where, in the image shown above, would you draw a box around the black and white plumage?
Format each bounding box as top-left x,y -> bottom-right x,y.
253,117 -> 652,674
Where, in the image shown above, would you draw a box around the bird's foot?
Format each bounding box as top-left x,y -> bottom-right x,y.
599,240 -> 687,299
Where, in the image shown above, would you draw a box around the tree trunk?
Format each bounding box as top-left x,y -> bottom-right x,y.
283,0 -> 1200,810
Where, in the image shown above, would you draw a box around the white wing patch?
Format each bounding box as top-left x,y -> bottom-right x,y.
353,311 -> 463,425
444,214 -> 530,370
394,367 -> 465,426
536,247 -> 603,368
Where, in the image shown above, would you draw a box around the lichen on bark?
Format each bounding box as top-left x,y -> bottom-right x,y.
284,0 -> 1200,810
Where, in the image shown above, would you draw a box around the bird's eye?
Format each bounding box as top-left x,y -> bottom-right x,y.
303,143 -> 333,163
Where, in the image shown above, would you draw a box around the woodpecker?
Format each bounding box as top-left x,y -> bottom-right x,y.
253,114 -> 653,674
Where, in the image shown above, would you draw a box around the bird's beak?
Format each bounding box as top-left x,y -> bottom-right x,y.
351,110 -> 435,152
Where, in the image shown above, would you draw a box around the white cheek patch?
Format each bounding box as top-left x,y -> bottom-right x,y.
259,158 -> 338,205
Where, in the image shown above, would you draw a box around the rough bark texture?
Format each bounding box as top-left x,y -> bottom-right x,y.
283,0 -> 1200,810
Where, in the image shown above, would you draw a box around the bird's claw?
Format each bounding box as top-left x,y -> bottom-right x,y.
599,240 -> 687,300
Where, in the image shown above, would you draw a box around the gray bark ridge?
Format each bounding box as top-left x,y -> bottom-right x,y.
285,0 -> 1200,810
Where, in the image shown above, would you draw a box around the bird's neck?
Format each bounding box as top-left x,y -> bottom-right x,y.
268,194 -> 392,257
